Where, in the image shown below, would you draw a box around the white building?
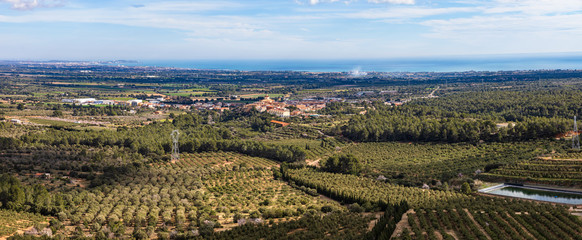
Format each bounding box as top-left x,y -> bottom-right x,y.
74,98 -> 96,104
267,108 -> 291,118
128,100 -> 143,106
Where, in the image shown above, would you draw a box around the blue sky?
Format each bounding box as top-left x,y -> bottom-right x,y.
1,0 -> 582,60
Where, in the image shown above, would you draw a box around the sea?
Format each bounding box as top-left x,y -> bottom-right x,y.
114,55 -> 582,73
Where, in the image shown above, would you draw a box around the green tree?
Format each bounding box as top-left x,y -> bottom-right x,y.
52,110 -> 63,117
233,213 -> 243,223
321,154 -> 362,175
133,228 -> 148,240
461,182 -> 472,194
0,174 -> 26,210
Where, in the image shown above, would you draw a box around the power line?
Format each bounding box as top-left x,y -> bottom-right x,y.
574,116 -> 580,150
171,130 -> 180,161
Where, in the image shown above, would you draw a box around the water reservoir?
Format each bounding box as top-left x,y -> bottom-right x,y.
481,185 -> 582,205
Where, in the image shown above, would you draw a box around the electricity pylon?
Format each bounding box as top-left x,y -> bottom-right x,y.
171,130 -> 180,161
574,116 -> 580,150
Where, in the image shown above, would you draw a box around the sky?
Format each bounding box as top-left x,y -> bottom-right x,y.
1,0 -> 582,60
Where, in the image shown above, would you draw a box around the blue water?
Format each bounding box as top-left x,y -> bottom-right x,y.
116,55 -> 582,73
487,186 -> 582,205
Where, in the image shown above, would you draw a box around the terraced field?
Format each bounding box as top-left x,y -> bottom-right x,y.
162,151 -> 278,169
284,168 -> 467,208
285,167 -> 582,240
553,151 -> 582,160
393,198 -> 582,240
45,152 -> 342,237
481,158 -> 582,186
267,138 -> 347,161
0,210 -> 46,238
342,142 -> 547,184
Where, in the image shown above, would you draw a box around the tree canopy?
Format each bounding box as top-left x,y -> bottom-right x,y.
321,154 -> 362,175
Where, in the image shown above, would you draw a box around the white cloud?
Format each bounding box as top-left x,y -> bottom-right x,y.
368,0 -> 415,4
343,6 -> 478,19
485,0 -> 582,15
297,0 -> 413,5
422,0 -> 582,38
305,0 -> 342,4
0,3 -> 278,42
423,14 -> 582,37
2,0 -> 582,59
137,1 -> 242,12
418,1 -> 582,55
0,0 -> 65,10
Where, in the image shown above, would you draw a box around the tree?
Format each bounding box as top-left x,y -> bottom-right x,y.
249,210 -> 260,219
0,137 -> 21,150
132,228 -> 148,240
321,205 -> 333,213
52,110 -> 63,117
17,103 -> 25,110
0,174 -> 26,210
321,154 -> 362,175
348,203 -> 364,213
461,182 -> 472,194
233,213 -> 243,223
199,221 -> 215,237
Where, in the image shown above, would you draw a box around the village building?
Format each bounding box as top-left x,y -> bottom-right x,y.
267,108 -> 290,117
270,120 -> 290,127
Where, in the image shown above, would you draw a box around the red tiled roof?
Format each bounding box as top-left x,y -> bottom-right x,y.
270,120 -> 290,126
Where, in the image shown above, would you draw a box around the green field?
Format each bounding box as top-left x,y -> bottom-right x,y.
239,94 -> 284,98
394,197 -> 582,240
159,151 -> 279,169
3,64 -> 582,239
342,142 -> 552,185
266,138 -> 346,160
285,167 -> 582,240
481,158 -> 582,186
0,210 -> 46,238
52,151 -> 342,236
25,118 -> 81,127
183,88 -> 213,92
165,92 -> 213,97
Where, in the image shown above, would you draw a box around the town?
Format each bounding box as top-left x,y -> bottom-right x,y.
57,95 -> 333,118
2,62 -> 582,240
